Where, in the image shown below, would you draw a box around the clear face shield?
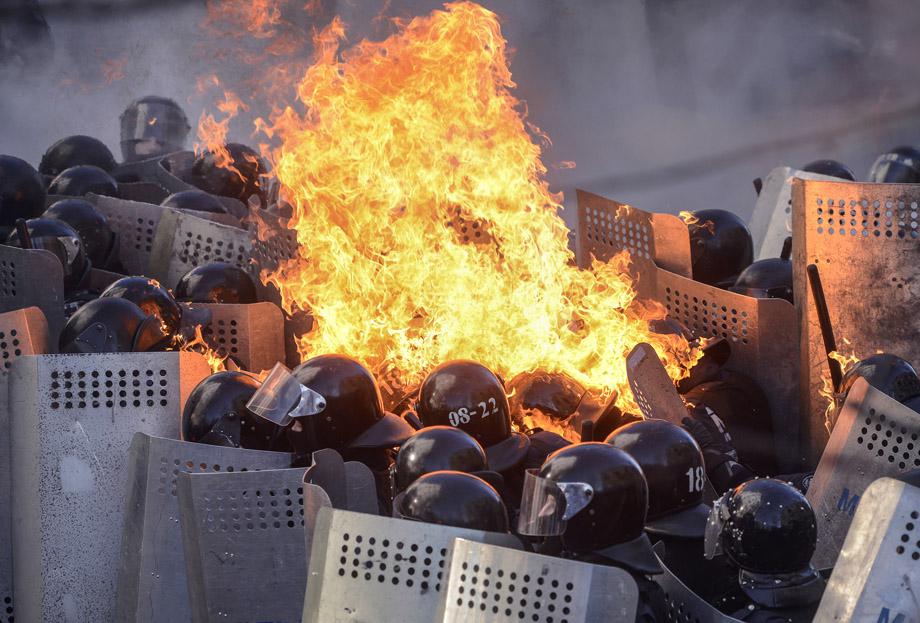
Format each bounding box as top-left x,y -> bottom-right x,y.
516,469 -> 594,537
30,234 -> 82,278
703,491 -> 731,559
246,362 -> 327,427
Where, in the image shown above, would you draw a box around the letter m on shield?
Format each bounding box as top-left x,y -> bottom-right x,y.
836,488 -> 860,517
878,607 -> 906,623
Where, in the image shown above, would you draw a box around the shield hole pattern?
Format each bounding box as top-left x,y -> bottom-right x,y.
336,533 -> 446,594
895,510 -> 920,560
855,408 -> 920,471
201,486 -> 304,530
660,590 -> 702,623
814,198 -> 920,239
106,213 -> 156,253
452,561 -> 577,623
49,368 -> 171,410
2,595 -> 11,623
0,328 -> 22,371
583,206 -> 652,261
202,318 -> 239,359
663,287 -> 751,345
628,379 -> 654,421
0,260 -> 16,298
159,458 -> 255,498
179,231 -> 247,271
251,230 -> 298,270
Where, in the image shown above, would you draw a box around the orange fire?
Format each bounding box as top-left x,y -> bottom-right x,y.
243,1 -> 701,409
178,325 -> 227,374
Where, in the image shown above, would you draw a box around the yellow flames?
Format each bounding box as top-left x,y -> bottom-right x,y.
819,337 -> 861,431
251,1 -> 700,407
178,325 -> 227,374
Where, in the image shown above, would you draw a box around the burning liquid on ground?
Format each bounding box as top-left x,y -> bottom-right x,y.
227,1 -> 702,410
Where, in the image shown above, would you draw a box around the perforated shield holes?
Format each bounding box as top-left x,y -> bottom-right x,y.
808,379 -> 920,570
814,478 -> 920,623
626,342 -> 688,426
302,508 -> 521,623
196,302 -> 285,372
178,469 -> 328,623
0,261 -> 14,299
652,544 -> 742,623
117,435 -> 292,623
8,352 -> 211,622
793,178 -> 920,465
0,246 -> 65,343
89,194 -> 166,276
438,539 -> 638,623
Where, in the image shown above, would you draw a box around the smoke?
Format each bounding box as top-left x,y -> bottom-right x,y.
2,0 -> 920,231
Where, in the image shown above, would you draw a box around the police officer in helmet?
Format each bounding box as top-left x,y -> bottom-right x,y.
120,96 -> 191,163
684,209 -> 753,288
396,470 -> 510,533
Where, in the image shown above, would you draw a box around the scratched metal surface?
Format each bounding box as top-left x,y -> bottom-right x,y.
807,379 -> 920,570
813,478 -> 920,623
0,246 -> 65,345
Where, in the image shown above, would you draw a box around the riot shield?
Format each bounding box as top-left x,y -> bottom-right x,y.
304,448 -> 379,514
191,302 -> 286,372
748,166 -> 839,260
0,245 -> 65,343
807,378 -> 920,569
8,352 -> 210,622
792,178 -> 920,465
118,181 -> 170,205
626,342 -> 688,425
177,468 -> 327,623
88,194 -> 171,276
0,307 -> 48,622
652,543 -> 743,623
813,477 -> 920,623
437,538 -> 638,622
302,507 -> 521,623
116,434 -> 292,622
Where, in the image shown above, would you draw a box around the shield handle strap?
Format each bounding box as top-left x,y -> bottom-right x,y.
806,264 -> 842,392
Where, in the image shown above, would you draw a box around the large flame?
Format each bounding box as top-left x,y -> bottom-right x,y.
247,2 -> 699,407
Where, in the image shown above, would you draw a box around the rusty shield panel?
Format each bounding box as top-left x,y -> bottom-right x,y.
749,166 -> 839,261
0,307 -> 48,623
437,538 -> 638,623
9,352 -> 210,622
0,245 -> 65,345
650,267 -> 799,471
190,302 -> 286,373
89,194 -> 170,276
792,178 -> 920,465
813,478 -> 920,623
576,189 -> 692,294
806,378 -> 920,570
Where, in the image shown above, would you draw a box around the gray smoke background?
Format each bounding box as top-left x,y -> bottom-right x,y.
2,0 -> 920,233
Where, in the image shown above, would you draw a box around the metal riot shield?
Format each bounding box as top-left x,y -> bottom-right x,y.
191,302 -> 286,373
118,181 -> 170,205
807,378 -> 920,570
302,508 -> 521,623
0,245 -> 65,343
813,477 -> 920,623
576,189 -> 692,289
88,193 -> 170,276
0,307 -> 49,622
792,178 -> 920,465
177,469 -> 329,623
8,352 -> 211,622
626,342 -> 688,425
748,166 -> 839,260
436,538 -> 638,623
116,434 -> 293,623
304,448 -> 379,514
650,266 -> 799,471
652,543 -> 743,623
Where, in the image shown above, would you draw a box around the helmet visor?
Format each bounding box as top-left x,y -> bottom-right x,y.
703,491 -> 731,559
246,362 -> 327,427
124,101 -> 189,143
30,235 -> 81,278
516,469 -> 593,537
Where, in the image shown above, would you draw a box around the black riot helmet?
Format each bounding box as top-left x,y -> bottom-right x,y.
730,257 -> 793,304
526,443 -> 659,573
39,135 -> 116,178
43,198 -> 116,269
685,209 -> 753,287
506,370 -> 586,426
190,143 -> 267,204
174,262 -> 258,304
58,297 -> 168,353
835,353 -> 920,414
606,419 -> 710,538
100,276 -> 182,337
393,426 -> 488,493
801,159 -> 856,181
7,217 -> 89,293
868,146 -> 920,184
396,470 -> 509,533
120,96 -> 191,162
160,190 -> 227,214
182,371 -> 288,451
417,360 -> 529,473
0,155 -> 46,237
707,479 -> 817,574
47,165 -> 119,198
286,354 -> 414,459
